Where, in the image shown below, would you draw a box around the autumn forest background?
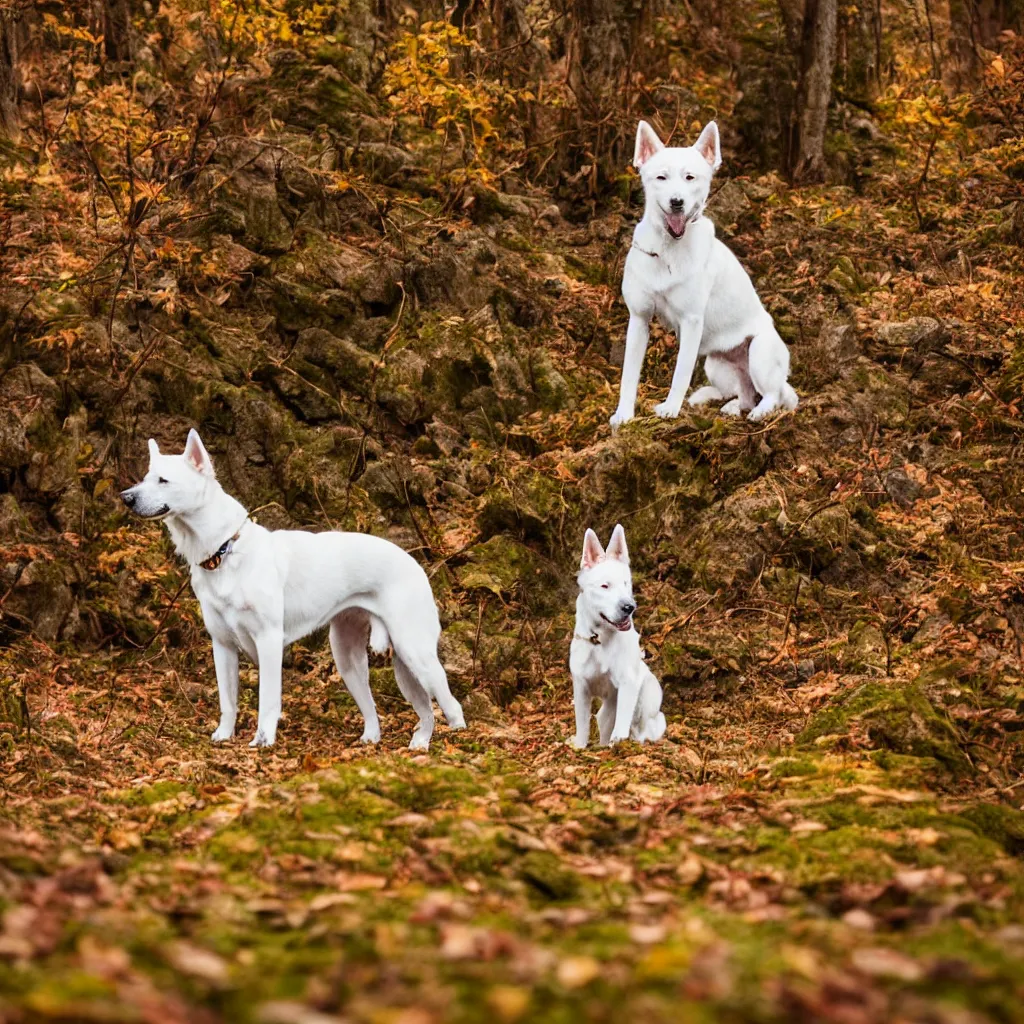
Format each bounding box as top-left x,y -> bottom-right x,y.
1,0 -> 1024,1020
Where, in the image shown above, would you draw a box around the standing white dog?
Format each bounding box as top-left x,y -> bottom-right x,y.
610,120 -> 798,426
569,525 -> 666,747
120,429 -> 465,750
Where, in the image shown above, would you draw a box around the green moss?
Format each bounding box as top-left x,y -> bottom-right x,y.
959,804 -> 1024,857
798,680 -> 969,773
518,851 -> 582,902
770,757 -> 819,778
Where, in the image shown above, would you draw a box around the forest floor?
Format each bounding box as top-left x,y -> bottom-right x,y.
3,54 -> 1024,1020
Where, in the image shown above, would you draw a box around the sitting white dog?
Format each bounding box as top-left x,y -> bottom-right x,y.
569,524 -> 666,747
121,429 -> 465,750
611,119 -> 798,426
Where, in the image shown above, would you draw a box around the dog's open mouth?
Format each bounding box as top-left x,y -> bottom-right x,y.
665,212 -> 688,238
139,507 -> 171,520
601,613 -> 633,632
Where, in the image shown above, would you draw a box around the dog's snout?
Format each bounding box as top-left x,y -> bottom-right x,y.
120,488 -> 137,508
621,601 -> 636,617
669,197 -> 684,211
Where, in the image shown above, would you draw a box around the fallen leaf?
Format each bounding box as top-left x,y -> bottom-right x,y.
629,923 -> 667,944
790,820 -> 827,835
166,941 -> 230,985
851,947 -> 923,982
486,984 -> 531,1021
842,908 -> 876,931
556,955 -> 600,988
336,872 -> 387,892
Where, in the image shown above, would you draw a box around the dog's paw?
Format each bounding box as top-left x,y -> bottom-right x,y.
608,731 -> 630,745
408,731 -> 431,751
720,399 -> 743,417
609,409 -> 633,430
746,402 -> 777,422
360,729 -> 381,744
446,716 -> 466,731
569,735 -> 588,749
249,728 -> 276,748
211,724 -> 235,742
653,400 -> 682,419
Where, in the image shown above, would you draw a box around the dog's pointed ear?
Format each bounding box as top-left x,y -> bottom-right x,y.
606,523 -> 630,565
634,121 -> 664,170
695,121 -> 721,171
183,428 -> 215,477
580,528 -> 606,572
147,438 -> 160,460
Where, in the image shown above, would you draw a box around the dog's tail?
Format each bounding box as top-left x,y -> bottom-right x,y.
781,382 -> 799,410
368,615 -> 390,654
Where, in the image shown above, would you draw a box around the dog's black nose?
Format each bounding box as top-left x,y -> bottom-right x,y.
120,489 -> 136,508
669,197 -> 684,211
621,601 -> 636,617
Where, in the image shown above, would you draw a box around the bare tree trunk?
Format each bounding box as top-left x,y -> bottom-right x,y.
0,8 -> 19,141
102,0 -> 135,62
563,0 -> 652,182
948,0 -> 978,88
791,0 -> 838,182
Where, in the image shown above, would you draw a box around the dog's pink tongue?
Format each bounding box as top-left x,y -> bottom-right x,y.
665,212 -> 687,237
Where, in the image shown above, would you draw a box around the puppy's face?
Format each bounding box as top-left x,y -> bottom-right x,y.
120,430 -> 215,519
634,121 -> 721,239
577,525 -> 636,631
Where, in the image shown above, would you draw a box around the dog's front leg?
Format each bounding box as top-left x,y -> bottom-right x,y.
610,314 -> 650,428
655,314 -> 704,418
211,640 -> 239,741
608,679 -> 641,745
570,673 -> 592,748
251,629 -> 284,748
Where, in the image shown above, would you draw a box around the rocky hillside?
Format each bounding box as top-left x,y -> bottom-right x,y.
1,5 -> 1024,1021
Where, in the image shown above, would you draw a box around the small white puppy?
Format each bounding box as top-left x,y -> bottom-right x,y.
611,120 -> 798,426
120,429 -> 465,750
569,525 -> 666,747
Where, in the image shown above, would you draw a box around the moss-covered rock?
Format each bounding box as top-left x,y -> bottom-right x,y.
799,678 -> 969,773
959,804 -> 1024,857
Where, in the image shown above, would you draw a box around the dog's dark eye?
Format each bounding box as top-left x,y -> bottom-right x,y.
158,477 -> 168,485
685,173 -> 695,181
601,583 -> 610,589
656,174 -> 667,181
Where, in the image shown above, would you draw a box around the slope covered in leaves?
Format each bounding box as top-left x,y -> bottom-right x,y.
2,5 -> 1024,1022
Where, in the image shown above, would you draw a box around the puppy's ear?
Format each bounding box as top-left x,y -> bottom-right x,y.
183,428 -> 215,477
580,528 -> 606,571
606,523 -> 630,565
695,121 -> 722,171
634,121 -> 664,170
147,438 -> 160,460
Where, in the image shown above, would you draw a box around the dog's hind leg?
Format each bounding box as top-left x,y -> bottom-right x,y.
596,698 -> 616,746
394,654 -> 434,751
687,385 -> 724,406
702,341 -> 757,413
747,331 -> 795,421
330,611 -> 380,744
392,635 -> 465,732
593,696 -> 614,745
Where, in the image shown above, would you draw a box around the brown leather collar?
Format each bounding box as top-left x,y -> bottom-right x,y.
198,523 -> 245,571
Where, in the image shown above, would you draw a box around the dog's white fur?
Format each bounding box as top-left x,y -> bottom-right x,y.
121,429 -> 465,750
569,525 -> 665,747
611,120 -> 798,426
